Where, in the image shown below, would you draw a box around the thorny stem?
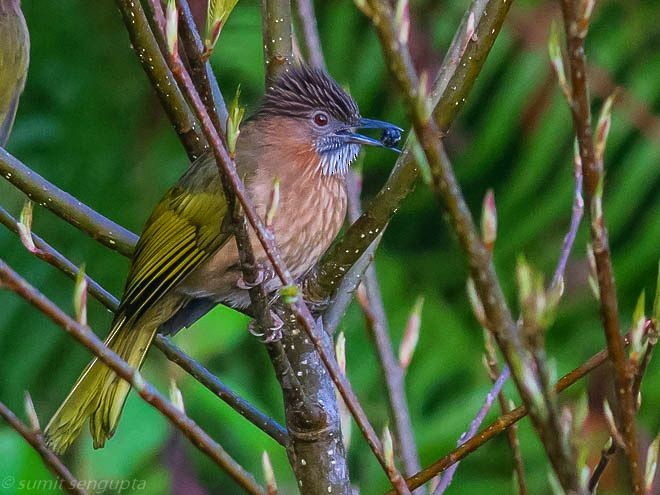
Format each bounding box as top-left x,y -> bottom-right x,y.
393,329 -> 642,493
364,0 -> 581,491
559,1 -> 642,492
0,401 -> 84,495
0,262 -> 266,495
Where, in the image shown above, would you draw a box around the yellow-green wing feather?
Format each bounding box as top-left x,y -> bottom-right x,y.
117,155 -> 229,323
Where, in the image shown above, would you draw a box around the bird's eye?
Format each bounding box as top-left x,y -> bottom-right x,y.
313,112 -> 329,127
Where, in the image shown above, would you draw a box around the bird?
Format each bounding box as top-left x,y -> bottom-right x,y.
0,0 -> 30,146
44,65 -> 402,454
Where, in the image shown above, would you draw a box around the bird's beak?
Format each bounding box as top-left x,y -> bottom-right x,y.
338,118 -> 403,152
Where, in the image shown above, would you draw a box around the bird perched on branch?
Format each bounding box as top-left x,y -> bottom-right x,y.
45,65 -> 401,453
0,0 -> 29,146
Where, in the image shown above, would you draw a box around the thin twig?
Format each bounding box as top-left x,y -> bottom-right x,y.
364,0 -> 580,490
483,331 -> 528,495
559,2 -> 642,492
551,149 -> 584,291
392,330 -> 641,493
434,366 -> 510,494
176,0 -> 228,132
0,401 -> 85,495
348,173 -> 420,478
0,205 -> 289,446
588,320 -> 656,493
294,0 -> 325,69
155,335 -> 290,446
115,0 -> 207,160
0,261 -> 265,495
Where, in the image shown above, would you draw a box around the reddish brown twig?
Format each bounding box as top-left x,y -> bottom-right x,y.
391,329 -> 640,493
0,400 -> 84,495
559,1 -> 643,492
0,261 -> 266,495
363,0 -> 581,490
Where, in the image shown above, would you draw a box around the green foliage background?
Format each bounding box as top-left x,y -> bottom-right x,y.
0,0 -> 658,493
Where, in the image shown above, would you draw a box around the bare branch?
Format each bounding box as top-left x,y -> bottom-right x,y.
115,0 -> 208,160
0,261 -> 266,495
559,1 -> 642,491
0,205 -> 289,446
294,0 -> 325,68
0,149 -> 137,257
434,366 -> 510,494
394,329 -> 642,493
348,174 -> 420,478
363,0 -> 580,490
0,400 -> 84,495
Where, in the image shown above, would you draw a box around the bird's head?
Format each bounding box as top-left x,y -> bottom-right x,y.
255,66 -> 401,176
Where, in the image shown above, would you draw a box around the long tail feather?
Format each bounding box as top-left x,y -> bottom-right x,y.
44,321 -> 157,454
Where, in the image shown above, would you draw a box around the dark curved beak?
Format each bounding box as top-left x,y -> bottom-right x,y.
338,118 -> 403,152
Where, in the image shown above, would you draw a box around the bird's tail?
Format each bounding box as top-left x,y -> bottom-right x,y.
44,319 -> 157,454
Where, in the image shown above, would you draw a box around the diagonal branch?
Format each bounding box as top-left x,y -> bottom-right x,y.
0,205 -> 289,447
0,261 -> 266,495
347,174 -> 420,478
115,0 -> 208,160
362,0 -> 581,490
393,329 -> 642,493
0,401 -> 84,495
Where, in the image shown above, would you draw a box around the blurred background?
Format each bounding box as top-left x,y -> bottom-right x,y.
0,0 -> 658,493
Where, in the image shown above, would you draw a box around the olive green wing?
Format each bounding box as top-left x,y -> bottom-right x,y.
116,157 -> 230,323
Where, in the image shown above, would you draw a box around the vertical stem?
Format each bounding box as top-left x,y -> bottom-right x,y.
261,0 -> 294,82
559,1 -> 642,492
347,174 -> 421,479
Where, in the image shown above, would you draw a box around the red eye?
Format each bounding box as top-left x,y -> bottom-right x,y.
313,112 -> 329,126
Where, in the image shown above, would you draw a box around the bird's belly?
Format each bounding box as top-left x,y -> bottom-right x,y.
179,180 -> 346,309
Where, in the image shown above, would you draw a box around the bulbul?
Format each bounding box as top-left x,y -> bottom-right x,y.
45,66 -> 401,453
0,0 -> 29,146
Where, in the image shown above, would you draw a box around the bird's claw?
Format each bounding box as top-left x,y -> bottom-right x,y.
236,265 -> 272,290
249,310 -> 284,343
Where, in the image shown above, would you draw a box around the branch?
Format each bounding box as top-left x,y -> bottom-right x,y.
115,0 -> 208,160
348,173 -> 420,478
394,329 -> 641,493
0,400 -> 84,495
305,0 -> 513,309
176,0 -> 228,133
294,0 -> 325,68
483,331 -> 527,495
434,366 -> 510,494
0,204 -> 289,446
0,149 -> 137,257
261,0 -> 294,81
558,2 -> 642,492
363,0 -> 580,490
0,261 -> 265,495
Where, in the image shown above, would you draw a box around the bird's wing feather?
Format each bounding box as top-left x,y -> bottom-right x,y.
116,155 -> 230,323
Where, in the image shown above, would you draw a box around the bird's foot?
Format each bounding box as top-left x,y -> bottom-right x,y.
236,264 -> 273,290
249,310 -> 284,343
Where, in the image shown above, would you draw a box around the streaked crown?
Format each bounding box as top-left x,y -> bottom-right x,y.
258,65 -> 360,125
